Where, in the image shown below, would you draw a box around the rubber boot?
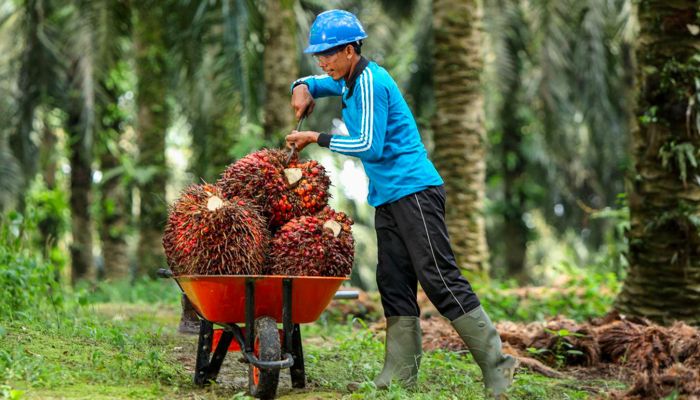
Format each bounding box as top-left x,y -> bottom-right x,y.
177,293 -> 201,335
347,316 -> 422,392
452,306 -> 519,399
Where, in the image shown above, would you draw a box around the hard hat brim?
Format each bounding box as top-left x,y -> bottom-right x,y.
303,35 -> 368,54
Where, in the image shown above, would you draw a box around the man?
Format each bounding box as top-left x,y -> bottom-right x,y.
285,9 -> 518,399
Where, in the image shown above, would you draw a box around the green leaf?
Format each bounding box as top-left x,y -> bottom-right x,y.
687,147 -> 698,168
527,347 -> 548,354
9,390 -> 27,400
100,165 -> 126,183
0,324 -> 6,339
132,166 -> 161,185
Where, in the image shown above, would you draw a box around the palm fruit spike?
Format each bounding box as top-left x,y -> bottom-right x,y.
218,149 -> 331,229
269,206 -> 355,277
162,183 -> 269,276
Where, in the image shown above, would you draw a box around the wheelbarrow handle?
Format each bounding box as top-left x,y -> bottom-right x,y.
333,290 -> 360,300
156,268 -> 174,279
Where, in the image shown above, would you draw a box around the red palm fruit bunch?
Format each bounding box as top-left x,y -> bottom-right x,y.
218,149 -> 331,229
268,206 -> 354,277
162,183 -> 269,275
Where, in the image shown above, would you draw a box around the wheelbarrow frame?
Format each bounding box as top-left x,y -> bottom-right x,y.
157,268 -> 356,395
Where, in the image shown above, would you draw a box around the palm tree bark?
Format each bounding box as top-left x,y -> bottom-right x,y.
134,2 -> 170,278
38,118 -> 61,260
432,0 -> 490,277
498,0 -> 529,284
263,0 -> 297,142
501,80 -> 528,284
66,54 -> 96,284
98,83 -> 129,280
93,0 -> 133,280
11,0 -> 48,213
616,0 -> 700,324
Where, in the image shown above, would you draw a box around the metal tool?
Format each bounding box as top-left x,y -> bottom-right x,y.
286,105 -> 310,165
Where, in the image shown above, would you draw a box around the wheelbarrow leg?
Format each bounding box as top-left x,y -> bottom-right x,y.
194,320 -> 234,385
202,329 -> 234,383
290,323 -> 305,388
282,278 -> 293,356
195,320 -> 213,385
246,278 -> 255,351
282,278 -> 305,388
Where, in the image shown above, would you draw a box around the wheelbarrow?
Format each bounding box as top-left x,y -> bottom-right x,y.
157,268 -> 358,399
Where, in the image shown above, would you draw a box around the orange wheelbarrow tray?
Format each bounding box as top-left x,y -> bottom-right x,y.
156,268 -> 358,398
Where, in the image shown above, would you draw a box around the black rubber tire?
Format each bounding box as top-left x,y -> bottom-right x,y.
249,317 -> 281,399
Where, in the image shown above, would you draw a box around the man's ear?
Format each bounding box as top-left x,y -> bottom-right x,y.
346,44 -> 353,59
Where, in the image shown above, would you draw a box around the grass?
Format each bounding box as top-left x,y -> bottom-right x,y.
0,212 -> 630,399
299,321 -> 625,400
1,290 -> 626,400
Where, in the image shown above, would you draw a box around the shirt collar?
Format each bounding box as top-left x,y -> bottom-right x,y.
345,56 -> 370,98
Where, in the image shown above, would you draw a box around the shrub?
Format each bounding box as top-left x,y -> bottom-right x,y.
0,212 -> 63,320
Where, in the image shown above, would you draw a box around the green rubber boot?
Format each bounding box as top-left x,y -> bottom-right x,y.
452,306 -> 519,399
347,316 -> 422,392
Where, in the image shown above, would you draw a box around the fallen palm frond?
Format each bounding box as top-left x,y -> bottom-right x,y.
418,311 -> 700,399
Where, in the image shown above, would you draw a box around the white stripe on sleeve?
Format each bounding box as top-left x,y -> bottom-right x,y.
330,69 -> 375,152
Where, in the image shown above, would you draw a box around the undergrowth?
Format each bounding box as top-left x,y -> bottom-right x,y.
301,320 -> 623,399
477,267 -> 620,323
0,214 -> 626,399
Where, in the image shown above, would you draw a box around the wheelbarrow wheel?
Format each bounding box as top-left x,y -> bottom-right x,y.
249,317 -> 280,399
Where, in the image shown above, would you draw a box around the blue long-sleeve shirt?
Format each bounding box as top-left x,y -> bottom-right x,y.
291,57 -> 443,207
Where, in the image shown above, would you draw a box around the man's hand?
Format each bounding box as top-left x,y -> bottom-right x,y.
286,130 -> 320,152
291,85 -> 316,121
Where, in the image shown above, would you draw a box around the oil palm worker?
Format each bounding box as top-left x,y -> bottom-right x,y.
284,9 -> 518,399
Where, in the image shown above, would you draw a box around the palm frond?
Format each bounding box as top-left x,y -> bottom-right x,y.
9,0 -> 65,200
58,0 -> 96,153
89,0 -> 132,77
167,0 -> 271,179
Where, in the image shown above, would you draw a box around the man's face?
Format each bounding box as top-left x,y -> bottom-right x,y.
315,45 -> 352,81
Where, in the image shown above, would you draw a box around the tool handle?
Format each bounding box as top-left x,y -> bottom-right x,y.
296,107 -> 308,132
287,105 -> 310,165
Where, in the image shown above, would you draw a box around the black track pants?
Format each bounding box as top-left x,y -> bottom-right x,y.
375,185 -> 481,321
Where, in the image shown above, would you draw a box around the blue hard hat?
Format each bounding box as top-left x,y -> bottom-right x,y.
304,10 -> 368,54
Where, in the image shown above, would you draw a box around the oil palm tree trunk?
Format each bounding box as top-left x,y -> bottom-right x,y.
263,0 -> 297,143
92,0 -> 132,280
501,82 -> 528,284
432,0 -> 490,277
37,117 -> 61,260
616,0 -> 700,324
498,0 -> 529,284
66,52 -> 96,284
11,0 -> 46,213
134,2 -> 170,278
98,83 -> 129,280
